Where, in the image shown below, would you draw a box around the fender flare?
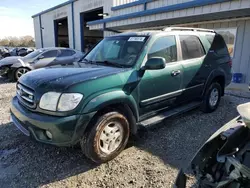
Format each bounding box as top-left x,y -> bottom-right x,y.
82,90 -> 139,121
202,68 -> 226,96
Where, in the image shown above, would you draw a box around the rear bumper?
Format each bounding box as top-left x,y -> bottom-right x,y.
10,96 -> 96,146
226,72 -> 232,87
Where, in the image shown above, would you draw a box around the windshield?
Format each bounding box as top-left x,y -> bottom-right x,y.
23,49 -> 44,59
83,36 -> 149,67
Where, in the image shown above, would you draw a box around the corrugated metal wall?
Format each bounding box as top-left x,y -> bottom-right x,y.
106,1 -> 250,30
112,0 -> 194,16
147,0 -> 193,9
112,5 -> 144,16
33,17 -> 42,48
113,0 -> 137,7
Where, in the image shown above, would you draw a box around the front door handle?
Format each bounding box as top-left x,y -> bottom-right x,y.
171,70 -> 181,77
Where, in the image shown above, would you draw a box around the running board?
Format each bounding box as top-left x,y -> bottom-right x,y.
139,101 -> 201,128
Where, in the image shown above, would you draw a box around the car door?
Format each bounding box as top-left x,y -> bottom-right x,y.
139,35 -> 183,115
53,49 -> 75,66
33,50 -> 58,69
177,35 -> 206,102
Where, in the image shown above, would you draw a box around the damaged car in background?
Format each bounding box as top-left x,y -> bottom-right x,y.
175,102 -> 250,188
0,47 -> 34,58
0,47 -> 84,81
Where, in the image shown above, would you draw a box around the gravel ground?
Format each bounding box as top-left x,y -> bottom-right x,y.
0,76 -> 249,188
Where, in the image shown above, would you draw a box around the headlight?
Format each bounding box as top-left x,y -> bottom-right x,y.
39,92 -> 61,111
39,92 -> 83,112
57,93 -> 83,112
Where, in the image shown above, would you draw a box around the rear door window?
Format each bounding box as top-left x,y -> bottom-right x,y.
58,49 -> 75,57
42,50 -> 58,58
148,36 -> 177,63
180,35 -> 205,60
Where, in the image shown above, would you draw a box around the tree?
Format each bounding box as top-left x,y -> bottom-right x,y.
0,36 -> 35,47
0,39 -> 9,46
19,36 -> 35,47
7,36 -> 20,47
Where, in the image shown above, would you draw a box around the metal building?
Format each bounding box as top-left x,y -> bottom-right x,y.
32,0 -> 250,82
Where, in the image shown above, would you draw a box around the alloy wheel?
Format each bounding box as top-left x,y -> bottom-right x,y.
16,68 -> 29,80
99,121 -> 124,154
209,88 -> 219,107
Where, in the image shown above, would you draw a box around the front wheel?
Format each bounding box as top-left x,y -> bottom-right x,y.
201,82 -> 222,113
15,68 -> 29,81
80,111 -> 130,163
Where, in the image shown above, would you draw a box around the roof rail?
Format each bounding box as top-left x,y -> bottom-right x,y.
163,27 -> 215,33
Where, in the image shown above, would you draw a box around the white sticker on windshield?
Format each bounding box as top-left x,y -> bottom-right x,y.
128,37 -> 145,42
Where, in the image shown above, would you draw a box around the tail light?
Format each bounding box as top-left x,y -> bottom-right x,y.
228,60 -> 232,68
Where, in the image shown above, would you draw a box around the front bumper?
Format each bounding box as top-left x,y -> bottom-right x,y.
10,96 -> 96,146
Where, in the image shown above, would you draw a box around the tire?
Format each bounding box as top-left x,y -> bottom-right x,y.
201,82 -> 222,113
80,111 -> 130,163
15,67 -> 29,81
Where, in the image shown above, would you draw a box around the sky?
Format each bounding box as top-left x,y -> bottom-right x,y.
0,0 -> 67,39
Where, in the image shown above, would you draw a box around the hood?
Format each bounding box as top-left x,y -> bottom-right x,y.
0,56 -> 22,67
19,63 -> 130,91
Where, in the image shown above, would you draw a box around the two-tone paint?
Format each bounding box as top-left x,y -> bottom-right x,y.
10,31 -> 232,146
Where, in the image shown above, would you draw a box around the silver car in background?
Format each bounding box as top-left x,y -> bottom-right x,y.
0,47 -> 84,81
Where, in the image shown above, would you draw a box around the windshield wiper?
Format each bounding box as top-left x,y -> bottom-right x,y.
96,61 -> 125,68
82,58 -> 96,65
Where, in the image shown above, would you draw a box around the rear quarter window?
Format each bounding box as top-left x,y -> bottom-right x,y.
210,34 -> 230,56
59,50 -> 76,57
205,34 -> 215,45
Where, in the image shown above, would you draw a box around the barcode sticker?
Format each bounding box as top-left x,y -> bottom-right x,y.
128,37 -> 145,42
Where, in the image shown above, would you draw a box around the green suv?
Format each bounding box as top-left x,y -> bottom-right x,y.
10,27 -> 232,163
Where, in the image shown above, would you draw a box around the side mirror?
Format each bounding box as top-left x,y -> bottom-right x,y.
142,57 -> 166,70
37,55 -> 44,60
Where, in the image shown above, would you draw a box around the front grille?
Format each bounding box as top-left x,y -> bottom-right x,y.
16,83 -> 36,109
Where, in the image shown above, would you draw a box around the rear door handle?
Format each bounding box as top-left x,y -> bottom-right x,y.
171,70 -> 181,77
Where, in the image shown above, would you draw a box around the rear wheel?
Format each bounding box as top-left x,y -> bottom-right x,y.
80,111 -> 130,163
201,82 -> 222,113
15,68 -> 29,81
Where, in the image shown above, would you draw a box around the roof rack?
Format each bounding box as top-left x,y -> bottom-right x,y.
162,27 -> 215,33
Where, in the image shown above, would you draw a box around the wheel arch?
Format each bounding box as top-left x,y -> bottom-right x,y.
12,66 -> 31,81
202,69 -> 226,97
82,91 -> 139,135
